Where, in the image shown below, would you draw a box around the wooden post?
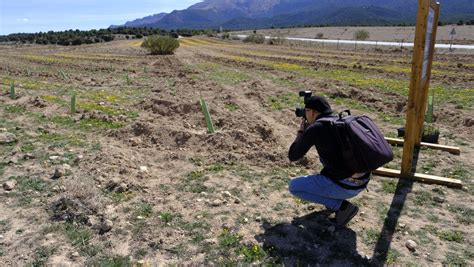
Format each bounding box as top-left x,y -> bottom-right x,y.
401,0 -> 440,177
414,1 -> 440,144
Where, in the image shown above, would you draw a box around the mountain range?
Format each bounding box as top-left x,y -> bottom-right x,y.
111,0 -> 474,30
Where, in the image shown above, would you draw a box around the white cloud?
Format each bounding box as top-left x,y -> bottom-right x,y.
16,18 -> 30,22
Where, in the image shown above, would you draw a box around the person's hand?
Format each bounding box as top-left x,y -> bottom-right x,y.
298,118 -> 307,134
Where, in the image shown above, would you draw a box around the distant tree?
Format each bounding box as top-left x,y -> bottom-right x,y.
457,20 -> 464,26
354,29 -> 370,40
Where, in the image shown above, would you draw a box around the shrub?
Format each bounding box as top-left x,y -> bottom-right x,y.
221,33 -> 230,39
141,35 -> 180,55
268,37 -> 285,45
243,34 -> 265,44
354,30 -> 370,40
316,33 -> 324,39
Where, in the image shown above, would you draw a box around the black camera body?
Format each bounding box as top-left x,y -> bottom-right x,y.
295,90 -> 312,118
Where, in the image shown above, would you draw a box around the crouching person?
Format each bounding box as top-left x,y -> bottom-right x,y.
288,96 -> 370,227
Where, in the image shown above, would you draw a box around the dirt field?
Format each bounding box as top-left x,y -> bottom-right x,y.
0,35 -> 473,266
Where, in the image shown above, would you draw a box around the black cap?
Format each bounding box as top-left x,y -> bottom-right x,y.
304,96 -> 332,114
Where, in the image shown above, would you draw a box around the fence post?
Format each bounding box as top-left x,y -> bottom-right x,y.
200,97 -> 215,134
71,91 -> 76,114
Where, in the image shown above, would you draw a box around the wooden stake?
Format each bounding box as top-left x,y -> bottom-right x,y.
373,167 -> 462,189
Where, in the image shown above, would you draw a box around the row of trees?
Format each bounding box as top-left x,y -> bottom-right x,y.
0,27 -> 214,46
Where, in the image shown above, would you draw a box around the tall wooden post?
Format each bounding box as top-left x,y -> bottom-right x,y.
401,0 -> 440,177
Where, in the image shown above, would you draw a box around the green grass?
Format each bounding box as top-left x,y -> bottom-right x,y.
239,244 -> 267,263
438,230 -> 464,243
268,92 -> 302,111
133,202 -> 153,218
218,230 -> 242,248
178,170 -> 211,193
443,252 -> 467,266
382,180 -> 397,194
64,223 -> 101,257
385,249 -> 401,265
363,228 -> 380,245
158,212 -> 175,223
413,191 -> 432,206
447,204 -> 473,225
31,246 -> 56,267
224,103 -> 240,111
92,255 -> 131,267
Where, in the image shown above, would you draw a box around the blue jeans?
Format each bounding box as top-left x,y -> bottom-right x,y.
289,174 -> 364,211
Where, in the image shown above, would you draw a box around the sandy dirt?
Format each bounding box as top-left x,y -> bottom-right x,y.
0,34 -> 472,266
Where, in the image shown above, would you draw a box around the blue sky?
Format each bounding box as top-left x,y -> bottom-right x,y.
0,0 -> 202,35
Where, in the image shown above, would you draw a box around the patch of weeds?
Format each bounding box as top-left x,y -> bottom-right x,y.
385,249 -> 401,265
426,213 -> 439,223
413,191 -> 432,206
180,220 -> 211,244
274,202 -> 290,211
107,191 -> 134,204
31,246 -> 56,267
442,164 -> 470,181
443,252 -> 466,266
363,228 -> 380,245
20,143 -> 35,153
438,230 -> 464,243
0,162 -> 6,176
382,180 -> 397,193
158,212 -> 175,223
413,228 -> 434,245
224,103 -> 240,111
93,255 -> 131,267
377,203 -> 389,223
420,161 -> 437,173
135,248 -> 147,260
0,219 -> 10,233
294,197 -> 310,205
133,202 -> 153,219
64,223 -> 100,257
78,118 -> 124,131
268,92 -> 302,111
14,176 -> 50,193
239,244 -> 267,263
219,230 -> 242,248
4,105 -> 27,114
16,228 -> 24,235
37,132 -> 84,148
207,67 -> 251,86
207,163 -> 225,172
178,170 -> 210,193
447,204 -> 473,225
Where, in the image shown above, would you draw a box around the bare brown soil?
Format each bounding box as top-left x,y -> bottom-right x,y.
0,36 -> 472,266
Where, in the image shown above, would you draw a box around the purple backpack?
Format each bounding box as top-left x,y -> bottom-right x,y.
318,110 -> 393,173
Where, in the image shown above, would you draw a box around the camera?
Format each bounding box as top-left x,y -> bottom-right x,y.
295,90 -> 312,118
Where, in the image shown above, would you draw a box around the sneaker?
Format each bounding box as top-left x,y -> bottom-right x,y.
335,201 -> 359,227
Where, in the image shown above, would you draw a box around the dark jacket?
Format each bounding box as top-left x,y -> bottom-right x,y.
288,114 -> 353,180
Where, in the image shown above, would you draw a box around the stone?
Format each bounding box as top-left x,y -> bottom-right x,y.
116,183 -> 128,193
211,199 -> 222,206
433,196 -> 445,203
398,223 -> 406,228
0,132 -> 17,144
255,216 -> 262,222
3,180 -> 17,191
49,155 -> 59,160
139,166 -> 148,173
328,226 -> 336,233
51,168 -> 63,179
71,251 -> 80,260
100,219 -> 113,233
406,240 -> 417,251
234,198 -> 241,204
222,191 -> 232,198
